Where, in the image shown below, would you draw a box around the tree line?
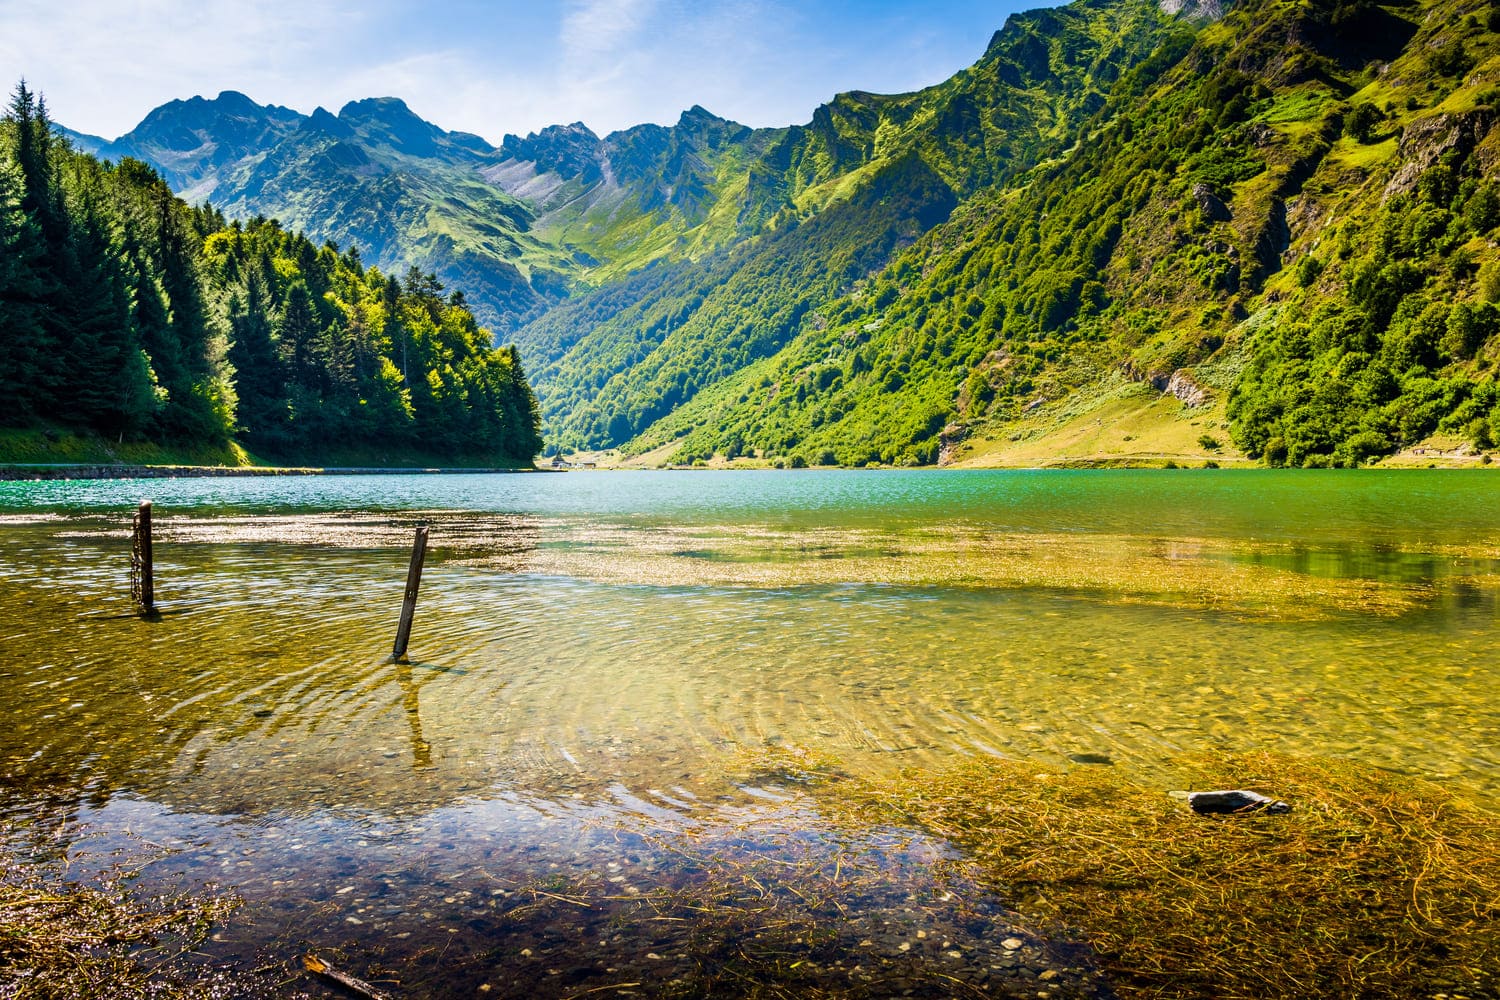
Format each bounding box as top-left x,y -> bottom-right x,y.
0,82 -> 541,464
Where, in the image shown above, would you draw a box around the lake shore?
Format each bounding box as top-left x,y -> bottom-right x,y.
0,463 -> 548,481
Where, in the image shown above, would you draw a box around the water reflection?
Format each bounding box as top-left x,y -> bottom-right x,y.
395,659 -> 434,769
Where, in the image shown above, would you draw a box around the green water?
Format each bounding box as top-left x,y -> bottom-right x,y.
1,469 -> 1496,995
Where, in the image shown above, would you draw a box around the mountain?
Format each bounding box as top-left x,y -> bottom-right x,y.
2,85 -> 542,465
521,0 -> 1205,457
59,0 -> 1500,468
90,90 -> 304,201
529,0 -> 1500,468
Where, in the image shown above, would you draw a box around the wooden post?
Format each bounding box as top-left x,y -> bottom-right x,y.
131,501 -> 154,612
392,525 -> 429,659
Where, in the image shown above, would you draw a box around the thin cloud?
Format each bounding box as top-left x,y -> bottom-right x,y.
2,0 -> 1025,144
560,0 -> 658,59
0,0 -> 354,136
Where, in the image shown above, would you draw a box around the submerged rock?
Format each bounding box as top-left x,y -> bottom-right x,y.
1067,753 -> 1114,766
1173,789 -> 1291,815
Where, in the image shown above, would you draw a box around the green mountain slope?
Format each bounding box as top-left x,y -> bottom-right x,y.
589,0 -> 1500,468
521,0 -> 1194,456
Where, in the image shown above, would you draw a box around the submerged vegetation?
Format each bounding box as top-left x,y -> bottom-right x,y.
0,829 -> 241,999
13,751 -> 1491,999
854,753 -> 1500,1000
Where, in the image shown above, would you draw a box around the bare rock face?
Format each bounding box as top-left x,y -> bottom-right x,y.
1384,111 -> 1497,199
1122,363 -> 1213,408
1160,0 -> 1225,20
1162,369 -> 1211,408
938,423 -> 968,465
1192,183 -> 1233,222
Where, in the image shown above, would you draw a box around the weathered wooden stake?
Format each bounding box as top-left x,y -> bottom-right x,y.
131,500 -> 154,612
392,525 -> 429,659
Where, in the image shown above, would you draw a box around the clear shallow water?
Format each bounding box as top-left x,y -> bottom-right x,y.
1,469 -> 1497,995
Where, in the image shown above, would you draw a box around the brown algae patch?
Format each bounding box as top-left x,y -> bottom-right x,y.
835,751 -> 1500,1000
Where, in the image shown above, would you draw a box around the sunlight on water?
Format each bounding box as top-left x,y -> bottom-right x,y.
1,470 -> 1496,995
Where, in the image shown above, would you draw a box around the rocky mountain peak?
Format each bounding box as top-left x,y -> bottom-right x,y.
500,122 -> 604,181
337,97 -> 447,156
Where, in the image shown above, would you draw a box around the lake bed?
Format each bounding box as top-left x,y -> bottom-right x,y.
2,470 -> 1496,997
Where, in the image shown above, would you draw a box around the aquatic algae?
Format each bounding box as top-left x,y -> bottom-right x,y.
839,751 -> 1500,999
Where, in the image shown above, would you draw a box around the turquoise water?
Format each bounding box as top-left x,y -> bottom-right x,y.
1,469 -> 1496,995
6,467 -> 1497,541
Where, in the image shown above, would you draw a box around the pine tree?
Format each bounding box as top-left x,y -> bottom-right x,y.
226,269 -> 287,446
0,159 -> 48,422
58,160 -> 156,436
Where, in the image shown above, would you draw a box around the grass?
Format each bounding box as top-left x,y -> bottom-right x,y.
1253,88 -> 1337,127
1327,136 -> 1399,172
0,427 -> 252,468
844,752 -> 1500,1000
947,383 -> 1250,469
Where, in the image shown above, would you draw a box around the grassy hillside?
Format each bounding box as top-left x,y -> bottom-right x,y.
592,0 -> 1500,469
524,0 -> 1187,457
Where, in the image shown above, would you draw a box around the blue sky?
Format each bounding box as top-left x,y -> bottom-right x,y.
2,0 -> 1055,143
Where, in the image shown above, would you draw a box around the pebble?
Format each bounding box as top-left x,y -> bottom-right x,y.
1002,937 -> 1024,950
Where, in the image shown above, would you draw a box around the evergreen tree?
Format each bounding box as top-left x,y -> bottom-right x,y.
226,269 -> 286,446
0,160 -> 48,422
58,160 -> 156,436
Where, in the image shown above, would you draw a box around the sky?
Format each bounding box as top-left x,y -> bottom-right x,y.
0,0 -> 1050,143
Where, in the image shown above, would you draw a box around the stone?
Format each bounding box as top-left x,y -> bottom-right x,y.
1191,182 -> 1232,222
1068,752 -> 1114,766
1180,788 -> 1291,814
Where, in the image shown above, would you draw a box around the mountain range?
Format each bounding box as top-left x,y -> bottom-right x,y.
60,0 -> 1500,467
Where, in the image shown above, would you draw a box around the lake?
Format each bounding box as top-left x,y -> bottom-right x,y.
1,469 -> 1496,996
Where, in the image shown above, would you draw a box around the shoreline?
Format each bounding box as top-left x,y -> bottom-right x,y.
0,464 -> 549,481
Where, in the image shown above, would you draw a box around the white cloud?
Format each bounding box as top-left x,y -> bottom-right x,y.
0,0 -> 1013,145
560,0 -> 658,59
0,0 -> 357,135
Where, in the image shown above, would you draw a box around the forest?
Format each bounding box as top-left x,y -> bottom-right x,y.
0,83 -> 542,466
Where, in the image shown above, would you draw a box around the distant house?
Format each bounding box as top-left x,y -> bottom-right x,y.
551,455 -> 569,469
